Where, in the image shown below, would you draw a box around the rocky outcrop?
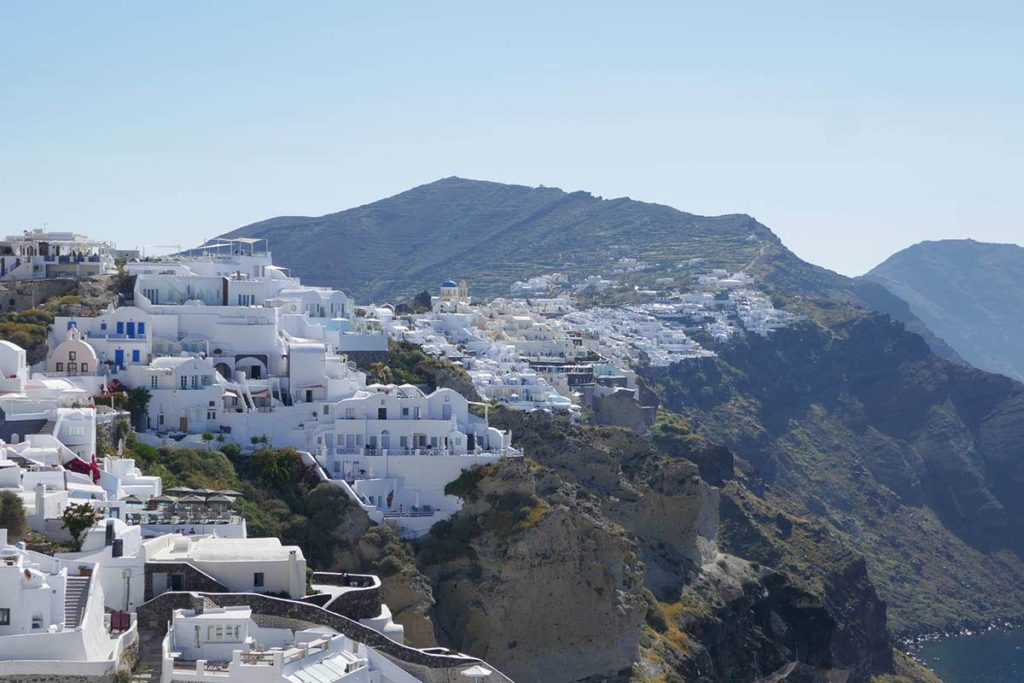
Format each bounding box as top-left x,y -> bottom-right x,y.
590,390 -> 654,434
419,415 -> 903,682
419,459 -> 648,682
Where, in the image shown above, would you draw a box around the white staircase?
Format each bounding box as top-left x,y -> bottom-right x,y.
63,575 -> 89,628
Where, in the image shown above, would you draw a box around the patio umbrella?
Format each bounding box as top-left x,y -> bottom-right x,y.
206,494 -> 234,505
166,486 -> 195,495
121,495 -> 144,506
460,665 -> 493,679
177,495 -> 205,504
193,488 -> 218,496
150,494 -> 179,505
217,490 -> 243,498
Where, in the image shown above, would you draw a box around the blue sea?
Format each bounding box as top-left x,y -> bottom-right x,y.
914,628 -> 1024,682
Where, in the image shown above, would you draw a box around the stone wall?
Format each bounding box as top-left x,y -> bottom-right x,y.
0,278 -> 78,313
144,563 -> 229,601
311,571 -> 382,620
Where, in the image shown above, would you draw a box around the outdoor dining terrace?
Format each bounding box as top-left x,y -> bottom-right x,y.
119,486 -> 244,529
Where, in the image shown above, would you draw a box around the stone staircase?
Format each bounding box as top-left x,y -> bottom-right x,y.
39,419 -> 57,435
64,575 -> 89,628
130,630 -> 166,682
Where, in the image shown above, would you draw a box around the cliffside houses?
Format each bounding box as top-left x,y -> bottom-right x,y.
0,529 -> 138,680
40,248 -> 522,537
0,229 -> 117,281
161,605 -> 421,683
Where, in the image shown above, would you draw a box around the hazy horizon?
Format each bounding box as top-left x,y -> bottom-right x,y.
3,1 -> 1022,276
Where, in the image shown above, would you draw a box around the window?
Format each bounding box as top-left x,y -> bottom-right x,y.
131,350 -> 140,363
0,609 -> 9,625
159,414 -> 165,426
68,351 -> 76,361
100,322 -> 107,331
81,363 -> 88,372
378,407 -> 387,420
253,572 -> 264,588
323,405 -> 330,415
116,322 -> 124,334
56,362 -> 63,372
402,407 -> 409,417
138,322 -> 145,335
180,375 -> 188,389
207,409 -> 216,420
151,376 -> 159,389
67,362 -> 77,373
345,408 -> 355,419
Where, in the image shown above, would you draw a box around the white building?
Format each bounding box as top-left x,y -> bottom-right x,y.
0,529 -> 137,679
145,535 -> 306,601
161,605 -> 421,683
0,229 -> 116,281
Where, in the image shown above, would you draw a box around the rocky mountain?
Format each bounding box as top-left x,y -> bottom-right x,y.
864,239 -> 1024,381
213,177 -> 963,364
201,179 -> 1024,678
418,413 -> 905,682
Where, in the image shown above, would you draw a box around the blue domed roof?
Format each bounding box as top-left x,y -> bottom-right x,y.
442,280 -> 458,288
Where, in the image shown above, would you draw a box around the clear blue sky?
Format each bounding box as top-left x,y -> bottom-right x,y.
2,1 -> 1021,275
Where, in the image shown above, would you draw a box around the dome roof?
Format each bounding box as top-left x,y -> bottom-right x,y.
442,280 -> 458,288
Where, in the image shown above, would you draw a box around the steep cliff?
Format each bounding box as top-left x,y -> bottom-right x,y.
419,414 -> 906,682
418,459 -> 649,682
642,310 -> 1024,634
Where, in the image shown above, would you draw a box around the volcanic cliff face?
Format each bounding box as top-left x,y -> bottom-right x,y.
642,310 -> 1024,634
415,414 -> 902,682
418,459 -> 649,682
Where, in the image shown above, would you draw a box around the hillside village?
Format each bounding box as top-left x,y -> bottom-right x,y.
0,229 -> 812,682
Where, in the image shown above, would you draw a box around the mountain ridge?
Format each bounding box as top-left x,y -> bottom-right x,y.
212,176 -> 964,365
863,238 -> 1024,381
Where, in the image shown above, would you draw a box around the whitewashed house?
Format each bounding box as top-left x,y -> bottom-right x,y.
0,229 -> 116,281
0,530 -> 137,679
161,605 -> 421,683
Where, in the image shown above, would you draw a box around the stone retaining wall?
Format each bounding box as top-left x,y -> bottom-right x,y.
311,571 -> 382,620
144,561 -> 229,600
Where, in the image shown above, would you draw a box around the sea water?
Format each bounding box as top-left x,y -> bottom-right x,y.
914,627 -> 1024,682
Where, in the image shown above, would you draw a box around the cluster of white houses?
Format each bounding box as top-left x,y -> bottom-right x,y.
0,239 -> 513,681
40,242 -> 519,538
0,229 -> 119,281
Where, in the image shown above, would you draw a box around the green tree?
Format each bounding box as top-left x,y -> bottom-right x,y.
412,290 -> 433,313
117,387 -> 151,431
0,490 -> 28,543
60,503 -> 101,551
201,432 -> 215,450
251,448 -> 302,489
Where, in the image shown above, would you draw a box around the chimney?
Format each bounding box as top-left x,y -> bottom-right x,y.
288,549 -> 297,598
35,482 -> 45,520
